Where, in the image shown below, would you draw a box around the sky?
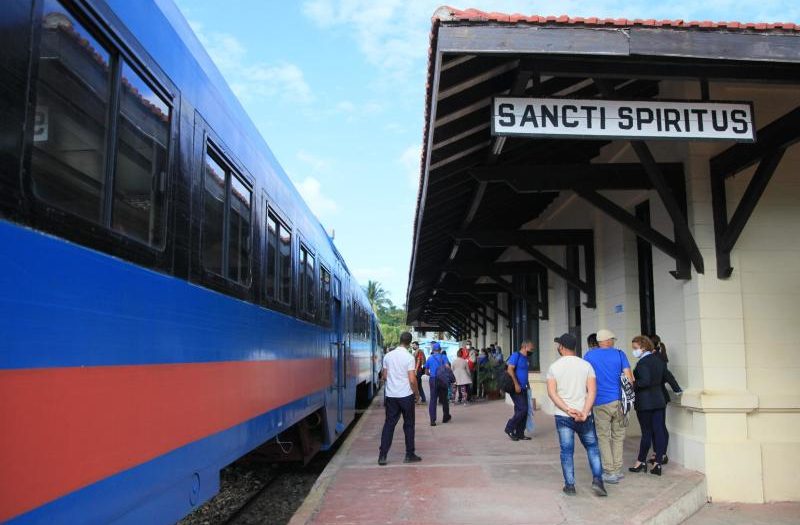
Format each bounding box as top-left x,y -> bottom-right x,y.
172,0 -> 798,307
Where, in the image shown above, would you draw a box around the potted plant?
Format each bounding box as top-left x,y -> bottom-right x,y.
479,361 -> 505,400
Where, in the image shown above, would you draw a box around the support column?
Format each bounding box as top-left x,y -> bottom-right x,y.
679,142 -> 762,503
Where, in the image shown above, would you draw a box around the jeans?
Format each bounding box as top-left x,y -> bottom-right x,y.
379,394 -> 415,456
428,377 -> 449,423
636,408 -> 667,463
555,415 -> 603,486
505,389 -> 528,437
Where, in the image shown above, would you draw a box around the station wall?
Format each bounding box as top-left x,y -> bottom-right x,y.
472,80 -> 800,503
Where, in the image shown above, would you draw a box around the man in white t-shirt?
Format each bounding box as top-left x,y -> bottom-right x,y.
547,333 -> 606,497
379,331 -> 421,465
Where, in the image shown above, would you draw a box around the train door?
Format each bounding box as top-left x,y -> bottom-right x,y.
332,276 -> 345,433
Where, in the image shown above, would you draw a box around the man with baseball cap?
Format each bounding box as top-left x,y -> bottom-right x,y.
425,342 -> 452,426
583,329 -> 634,484
547,333 -> 606,496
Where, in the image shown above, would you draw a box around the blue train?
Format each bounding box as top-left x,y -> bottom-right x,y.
0,0 -> 381,522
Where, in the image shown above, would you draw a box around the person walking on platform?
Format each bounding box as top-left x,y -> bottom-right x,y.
627,335 -> 669,476
378,331 -> 421,465
425,342 -> 451,426
412,341 -> 427,404
453,349 -> 472,403
583,329 -> 634,484
504,340 -> 533,441
547,333 -> 606,497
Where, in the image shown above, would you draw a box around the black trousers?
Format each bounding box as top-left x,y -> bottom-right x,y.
416,370 -> 427,401
505,389 -> 528,437
636,408 -> 667,463
428,377 -> 450,423
380,394 -> 416,456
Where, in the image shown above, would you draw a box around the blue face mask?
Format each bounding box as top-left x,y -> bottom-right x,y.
632,349 -> 643,359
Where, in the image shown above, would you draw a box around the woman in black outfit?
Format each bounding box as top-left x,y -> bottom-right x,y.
628,336 -> 668,476
650,334 -> 682,465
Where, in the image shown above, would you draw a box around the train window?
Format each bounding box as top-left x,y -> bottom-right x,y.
266,216 -> 277,298
320,266 -> 331,325
278,223 -> 292,304
111,61 -> 170,246
265,210 -> 292,306
202,147 -> 251,285
228,175 -> 251,283
202,152 -> 226,275
29,0 -> 173,249
299,244 -> 315,316
30,0 -> 112,224
306,251 -> 316,316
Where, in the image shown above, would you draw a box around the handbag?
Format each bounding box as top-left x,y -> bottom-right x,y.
619,351 -> 635,416
499,352 -> 519,394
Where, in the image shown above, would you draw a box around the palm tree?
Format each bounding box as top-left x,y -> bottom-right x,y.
364,280 -> 389,315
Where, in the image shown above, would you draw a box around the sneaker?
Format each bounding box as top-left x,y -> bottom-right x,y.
505,431 -> 519,441
517,435 -> 532,441
378,454 -> 387,466
404,453 -> 422,463
442,415 -> 452,423
615,470 -> 626,480
591,479 -> 608,497
430,421 -> 436,426
601,472 -> 619,484
563,484 -> 576,495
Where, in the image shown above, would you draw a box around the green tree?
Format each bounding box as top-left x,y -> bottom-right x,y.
362,281 -> 411,347
364,280 -> 390,316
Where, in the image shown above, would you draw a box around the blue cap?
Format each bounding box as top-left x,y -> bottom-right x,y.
431,342 -> 441,351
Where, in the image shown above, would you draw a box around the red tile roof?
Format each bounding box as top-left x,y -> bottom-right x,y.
434,6 -> 799,32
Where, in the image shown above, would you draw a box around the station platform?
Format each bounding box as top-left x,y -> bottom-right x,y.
290,386 -> 709,525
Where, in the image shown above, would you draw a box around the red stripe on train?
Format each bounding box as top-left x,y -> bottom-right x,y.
0,358 -> 331,521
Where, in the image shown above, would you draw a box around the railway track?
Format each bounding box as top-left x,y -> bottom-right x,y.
222,468 -> 286,525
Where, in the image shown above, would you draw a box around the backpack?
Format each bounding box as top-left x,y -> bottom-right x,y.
434,355 -> 455,384
619,351 -> 635,415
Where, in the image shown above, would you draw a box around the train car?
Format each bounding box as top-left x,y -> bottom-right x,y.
0,0 -> 380,522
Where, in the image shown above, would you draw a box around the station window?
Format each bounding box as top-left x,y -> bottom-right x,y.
202,147 -> 251,285
30,0 -> 171,248
299,244 -> 316,316
320,266 -> 331,325
265,211 -> 292,306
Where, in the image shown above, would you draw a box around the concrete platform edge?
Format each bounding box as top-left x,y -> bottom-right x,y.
288,390 -> 382,525
630,478 -> 708,525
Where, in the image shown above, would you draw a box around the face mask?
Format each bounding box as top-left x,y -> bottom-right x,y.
632,349 -> 643,359
465,344 -> 471,349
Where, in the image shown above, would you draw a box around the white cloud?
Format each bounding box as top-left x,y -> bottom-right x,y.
296,150 -> 333,173
188,20 -> 313,105
295,176 -> 338,218
301,0 -> 536,83
237,63 -> 313,104
400,144 -> 422,189
302,0 -> 800,89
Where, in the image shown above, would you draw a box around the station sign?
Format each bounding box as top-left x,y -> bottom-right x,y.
492,97 -> 755,142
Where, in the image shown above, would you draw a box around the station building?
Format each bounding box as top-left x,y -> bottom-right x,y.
406,8 -> 800,503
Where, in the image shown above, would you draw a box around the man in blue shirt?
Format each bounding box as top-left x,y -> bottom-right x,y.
583,329 -> 634,484
504,340 -> 533,441
425,342 -> 451,426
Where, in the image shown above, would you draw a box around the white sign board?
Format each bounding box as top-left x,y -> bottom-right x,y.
492,98 -> 755,142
